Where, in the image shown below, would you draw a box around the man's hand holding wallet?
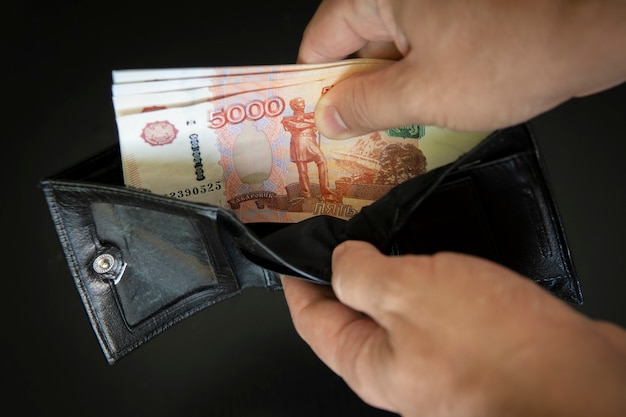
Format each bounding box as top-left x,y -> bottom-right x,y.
41,62 -> 581,364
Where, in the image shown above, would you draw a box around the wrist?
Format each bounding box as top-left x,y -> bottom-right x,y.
490,317 -> 626,417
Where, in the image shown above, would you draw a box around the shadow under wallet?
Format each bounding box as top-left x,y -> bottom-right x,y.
40,124 -> 582,364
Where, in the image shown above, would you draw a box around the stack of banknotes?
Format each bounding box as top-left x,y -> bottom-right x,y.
112,59 -> 490,223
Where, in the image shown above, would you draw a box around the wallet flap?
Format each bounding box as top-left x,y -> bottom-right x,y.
41,179 -> 282,363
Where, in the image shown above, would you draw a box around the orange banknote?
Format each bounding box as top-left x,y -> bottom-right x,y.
113,60 -> 489,223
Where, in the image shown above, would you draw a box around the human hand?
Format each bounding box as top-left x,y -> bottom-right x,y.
281,241 -> 626,416
298,0 -> 626,137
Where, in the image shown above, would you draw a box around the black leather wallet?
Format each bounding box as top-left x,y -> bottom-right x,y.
41,123 -> 582,364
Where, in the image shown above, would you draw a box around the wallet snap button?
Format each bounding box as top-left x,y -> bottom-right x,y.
93,254 -> 115,274
92,250 -> 126,285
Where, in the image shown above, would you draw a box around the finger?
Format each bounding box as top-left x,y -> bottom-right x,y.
314,46 -> 545,139
280,275 -> 395,411
313,58 -> 441,139
281,274 -> 337,331
280,274 -> 374,369
330,240 -> 413,325
297,0 -> 387,64
330,241 -> 469,332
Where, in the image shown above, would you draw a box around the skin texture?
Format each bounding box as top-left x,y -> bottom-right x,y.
282,243 -> 626,416
297,0 -> 626,137
282,1 -> 626,415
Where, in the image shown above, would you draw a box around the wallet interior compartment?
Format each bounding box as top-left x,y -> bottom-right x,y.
51,145 -> 126,185
392,175 -> 498,260
391,148 -> 583,303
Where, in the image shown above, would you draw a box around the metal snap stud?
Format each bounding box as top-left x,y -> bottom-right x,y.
93,253 -> 115,274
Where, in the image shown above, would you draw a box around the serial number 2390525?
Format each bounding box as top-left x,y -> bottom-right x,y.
166,180 -> 222,199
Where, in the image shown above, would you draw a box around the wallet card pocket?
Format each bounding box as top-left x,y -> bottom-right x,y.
42,181 -> 279,363
392,176 -> 498,260
91,202 -> 220,326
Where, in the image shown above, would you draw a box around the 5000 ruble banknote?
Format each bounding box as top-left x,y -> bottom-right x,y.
114,61 -> 490,223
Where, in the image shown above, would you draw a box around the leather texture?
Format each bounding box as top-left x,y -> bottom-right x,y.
41,123 -> 582,364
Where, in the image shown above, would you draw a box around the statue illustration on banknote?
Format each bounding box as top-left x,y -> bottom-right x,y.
281,97 -> 338,203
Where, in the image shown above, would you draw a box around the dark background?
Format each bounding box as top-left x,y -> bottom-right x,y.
3,1 -> 625,415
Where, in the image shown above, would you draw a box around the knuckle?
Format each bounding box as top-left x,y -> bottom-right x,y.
374,258 -> 422,315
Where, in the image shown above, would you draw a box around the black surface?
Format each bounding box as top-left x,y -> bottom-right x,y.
3,1 -> 625,415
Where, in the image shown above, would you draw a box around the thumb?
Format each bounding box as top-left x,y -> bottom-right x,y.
315,60 -> 433,139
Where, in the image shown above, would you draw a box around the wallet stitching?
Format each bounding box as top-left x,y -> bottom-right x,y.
457,154 -> 577,283
520,154 -> 577,286
195,216 -> 240,290
101,211 -> 245,351
51,181 -> 218,213
526,124 -> 582,300
42,185 -> 118,361
518,154 -> 572,276
46,181 -> 255,362
469,154 -> 554,262
112,290 -> 244,362
522,187 -> 552,258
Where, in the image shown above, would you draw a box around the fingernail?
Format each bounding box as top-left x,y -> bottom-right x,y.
320,105 -> 349,137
